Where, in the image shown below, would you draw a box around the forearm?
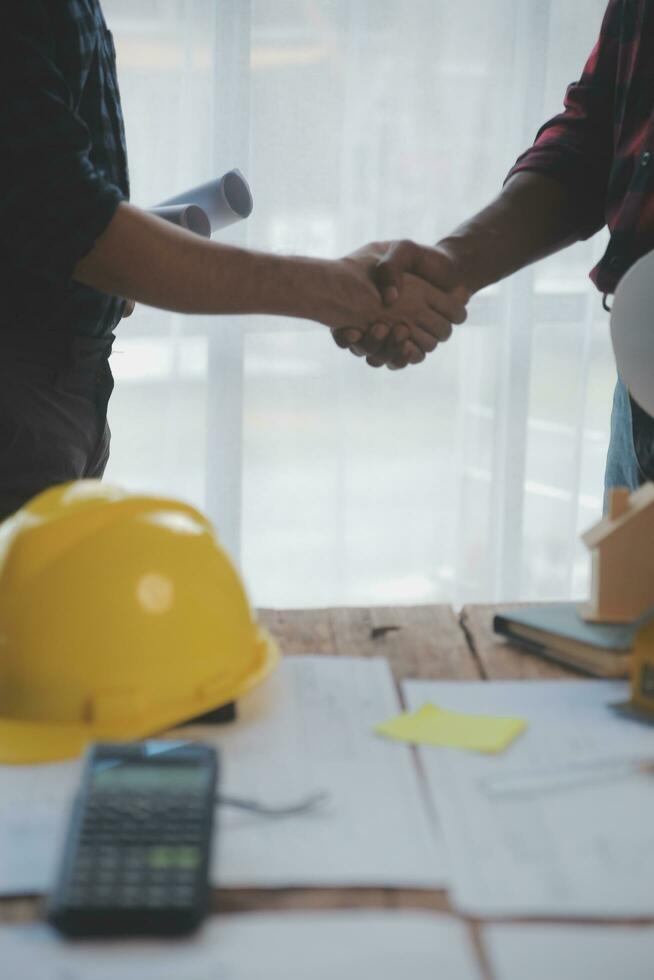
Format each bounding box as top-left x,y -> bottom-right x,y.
436,171 -> 587,295
74,201 -> 334,321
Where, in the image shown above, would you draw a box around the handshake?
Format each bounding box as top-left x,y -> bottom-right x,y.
313,239 -> 471,371
112,206 -> 473,360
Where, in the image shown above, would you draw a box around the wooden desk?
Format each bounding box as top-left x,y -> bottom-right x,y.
0,605 -> 645,979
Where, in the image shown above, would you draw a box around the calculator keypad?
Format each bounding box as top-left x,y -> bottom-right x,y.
64,792 -> 206,910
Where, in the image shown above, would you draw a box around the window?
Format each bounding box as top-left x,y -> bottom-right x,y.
105,0 -> 612,607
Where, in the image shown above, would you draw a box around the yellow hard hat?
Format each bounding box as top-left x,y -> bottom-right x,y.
0,481 -> 278,764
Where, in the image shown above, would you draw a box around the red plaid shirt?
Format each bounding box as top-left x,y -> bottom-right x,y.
507,0 -> 654,296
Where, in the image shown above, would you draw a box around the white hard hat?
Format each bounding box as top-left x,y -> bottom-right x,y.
610,250 -> 654,416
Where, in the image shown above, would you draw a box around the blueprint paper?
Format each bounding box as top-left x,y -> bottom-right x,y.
155,168 -> 253,235
205,656 -> 448,888
0,657 -> 448,895
403,679 -> 654,917
149,203 -> 211,237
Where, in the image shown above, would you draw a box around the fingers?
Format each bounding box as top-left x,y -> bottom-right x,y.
332,327 -> 363,349
367,328 -> 427,370
360,322 -> 401,355
332,325 -> 385,358
365,342 -> 424,370
410,324 -> 443,353
417,312 -> 453,346
438,294 -> 467,326
332,318 -> 443,371
355,322 -> 391,355
342,322 -> 409,359
420,286 -> 467,327
376,321 -> 438,365
404,341 -> 426,365
391,339 -> 426,368
383,326 -> 418,369
384,274 -> 466,351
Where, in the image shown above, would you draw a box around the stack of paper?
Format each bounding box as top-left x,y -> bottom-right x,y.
0,657 -> 448,895
403,679 -> 654,917
0,912 -> 482,980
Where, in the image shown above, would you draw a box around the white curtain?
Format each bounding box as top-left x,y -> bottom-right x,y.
104,0 -> 613,608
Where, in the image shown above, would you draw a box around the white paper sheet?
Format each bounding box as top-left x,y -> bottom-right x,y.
0,657 -> 447,895
0,911 -> 482,980
0,759 -> 80,895
403,679 -> 654,917
485,923 -> 654,980
206,656 -> 447,888
155,168 -> 253,235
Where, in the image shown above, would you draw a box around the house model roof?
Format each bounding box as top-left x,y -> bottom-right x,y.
582,482 -> 654,550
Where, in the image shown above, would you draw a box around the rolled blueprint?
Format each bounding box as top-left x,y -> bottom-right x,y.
149,203 -> 211,238
155,168 -> 253,235
610,248 -> 654,417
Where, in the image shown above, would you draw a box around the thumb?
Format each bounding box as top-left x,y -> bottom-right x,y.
375,268 -> 401,306
373,240 -> 418,306
447,283 -> 471,326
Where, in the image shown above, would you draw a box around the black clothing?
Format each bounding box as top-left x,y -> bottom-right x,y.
1,0 -> 130,339
0,1 -> 129,512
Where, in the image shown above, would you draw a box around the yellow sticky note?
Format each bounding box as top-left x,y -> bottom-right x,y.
374,703 -> 527,754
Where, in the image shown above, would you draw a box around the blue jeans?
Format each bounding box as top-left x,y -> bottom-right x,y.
604,376 -> 654,511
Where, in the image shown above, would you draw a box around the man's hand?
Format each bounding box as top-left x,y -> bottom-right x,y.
332,240 -> 470,369
122,298 -> 136,318
73,174 -> 577,337
308,246 -> 465,345
373,238 -> 469,305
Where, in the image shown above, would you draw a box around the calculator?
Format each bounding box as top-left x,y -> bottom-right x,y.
47,740 -> 218,936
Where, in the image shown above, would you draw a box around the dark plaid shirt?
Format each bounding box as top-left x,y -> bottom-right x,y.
507,0 -> 654,297
0,0 -> 129,340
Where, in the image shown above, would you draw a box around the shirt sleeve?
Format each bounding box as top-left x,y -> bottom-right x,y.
0,1 -> 125,285
504,0 -> 621,239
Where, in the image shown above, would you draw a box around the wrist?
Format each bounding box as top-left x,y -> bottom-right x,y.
432,236 -> 483,297
291,257 -> 339,324
246,253 -> 329,322
273,255 -> 377,330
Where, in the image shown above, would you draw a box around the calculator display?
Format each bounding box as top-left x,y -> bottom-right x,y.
92,763 -> 210,793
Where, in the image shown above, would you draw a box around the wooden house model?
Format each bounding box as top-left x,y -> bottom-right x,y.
579,484 -> 654,623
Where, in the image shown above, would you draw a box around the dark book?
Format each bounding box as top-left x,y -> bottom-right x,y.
493,602 -> 636,678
